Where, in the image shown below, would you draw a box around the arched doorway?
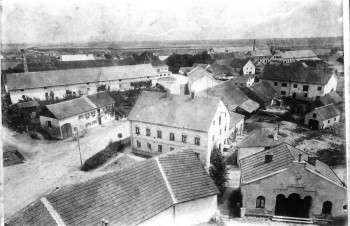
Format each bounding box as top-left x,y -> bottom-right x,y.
322,201 -> 332,215
61,123 -> 72,139
274,193 -> 312,218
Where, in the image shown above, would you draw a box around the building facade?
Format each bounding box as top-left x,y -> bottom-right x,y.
304,104 -> 341,129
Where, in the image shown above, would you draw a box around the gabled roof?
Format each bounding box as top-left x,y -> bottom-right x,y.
42,92 -> 115,120
237,99 -> 260,113
246,81 -> 279,102
319,91 -> 342,105
230,59 -> 251,68
187,67 -> 214,84
237,128 -> 287,148
6,150 -> 218,226
209,62 -> 236,76
196,80 -> 251,111
135,51 -> 165,66
260,62 -> 336,85
128,91 -> 221,132
7,64 -> 157,90
240,143 -> 345,187
313,104 -> 340,120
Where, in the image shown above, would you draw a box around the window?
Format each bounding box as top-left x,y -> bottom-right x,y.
322,201 -> 332,215
158,145 -> 162,153
225,124 -> 227,131
212,135 -> 215,142
91,111 -> 96,117
235,83 -> 238,85
213,120 -> 215,126
21,89 -> 25,92
146,128 -> 151,136
303,85 -> 309,91
46,121 -> 52,128
334,118 -> 337,121
136,140 -> 141,148
85,113 -> 90,119
256,196 -> 265,208
241,83 -> 243,86
317,86 -> 322,91
274,82 -> 278,86
220,129 -> 222,135
281,83 -> 287,87
304,93 -> 308,98
195,137 -> 200,146
135,127 -> 140,135
157,130 -> 162,139
328,120 -> 330,123
78,115 -> 84,120
170,133 -> 175,141
170,147 -> 175,151
147,142 -> 151,150
313,113 -> 317,118
87,83 -> 90,85
281,91 -> 286,95
86,122 -> 91,127
92,120 -> 97,124
293,84 -> 297,89
182,135 -> 187,143
119,79 -> 121,82
219,116 -> 221,125
44,87 -> 47,89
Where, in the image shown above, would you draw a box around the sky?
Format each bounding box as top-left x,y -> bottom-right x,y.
1,0 -> 344,44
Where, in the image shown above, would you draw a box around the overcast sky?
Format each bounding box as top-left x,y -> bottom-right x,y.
1,0 -> 344,44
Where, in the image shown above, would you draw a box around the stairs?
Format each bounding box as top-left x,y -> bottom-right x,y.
271,215 -> 313,224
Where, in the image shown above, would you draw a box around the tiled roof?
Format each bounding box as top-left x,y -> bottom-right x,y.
277,51 -> 295,59
16,100 -> 39,109
209,62 -> 237,76
158,150 -> 219,203
86,91 -> 116,109
260,62 -> 336,85
230,59 -> 250,68
250,50 -> 272,57
196,80 -> 250,111
6,150 -> 218,226
246,81 -> 279,102
314,104 -> 340,120
237,128 -> 287,148
128,91 -> 221,132
237,99 -> 260,113
319,91 -> 342,105
240,143 -> 345,187
6,200 -> 57,226
7,64 -> 157,90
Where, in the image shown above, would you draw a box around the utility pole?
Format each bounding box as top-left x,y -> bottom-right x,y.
75,127 -> 83,168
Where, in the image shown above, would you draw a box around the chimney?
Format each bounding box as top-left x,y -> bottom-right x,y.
191,91 -> 195,99
253,39 -> 256,51
21,49 -> 29,72
273,128 -> 278,141
265,151 -> 273,163
308,156 -> 317,166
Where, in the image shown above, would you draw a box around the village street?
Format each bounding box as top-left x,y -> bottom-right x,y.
2,120 -> 139,218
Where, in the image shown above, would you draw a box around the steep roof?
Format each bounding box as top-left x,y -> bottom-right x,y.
128,91 -> 221,132
246,81 -> 278,102
7,64 -> 157,90
187,67 -> 214,84
314,104 -> 340,120
260,62 -> 336,85
230,59 -> 250,68
86,91 -> 116,108
196,80 -> 251,111
6,150 -> 218,226
319,91 -> 342,105
240,143 -> 345,187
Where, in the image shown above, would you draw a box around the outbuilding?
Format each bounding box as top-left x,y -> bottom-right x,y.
304,104 -> 340,129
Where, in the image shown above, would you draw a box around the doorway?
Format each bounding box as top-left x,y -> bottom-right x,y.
61,123 -> 72,139
308,119 -> 319,130
292,93 -> 296,99
97,109 -> 102,125
275,193 -> 312,218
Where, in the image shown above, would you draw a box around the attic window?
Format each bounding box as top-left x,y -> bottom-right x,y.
21,89 -> 24,92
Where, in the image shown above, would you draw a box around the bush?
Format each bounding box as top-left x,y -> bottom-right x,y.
317,144 -> 346,166
209,148 -> 229,193
81,140 -> 125,171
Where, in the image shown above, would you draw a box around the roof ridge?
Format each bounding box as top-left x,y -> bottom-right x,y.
155,157 -> 177,204
82,95 -> 97,108
41,197 -> 66,226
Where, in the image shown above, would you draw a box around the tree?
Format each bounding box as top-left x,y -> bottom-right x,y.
209,147 -> 229,193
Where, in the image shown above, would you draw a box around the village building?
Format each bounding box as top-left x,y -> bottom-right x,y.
60,54 -> 95,61
259,62 -> 338,101
39,92 -> 116,139
128,91 -> 230,168
187,67 -> 218,93
243,81 -> 281,109
239,143 -> 347,219
134,51 -> 172,77
155,74 -> 188,95
6,150 -> 219,226
254,61 -> 266,74
230,59 -> 256,75
209,60 -> 237,79
208,46 -> 256,54
319,90 -> 342,106
247,50 -> 272,64
270,50 -> 318,65
230,74 -> 255,88
304,104 -> 340,130
6,64 -> 158,103
227,112 -> 245,144
15,100 -> 39,118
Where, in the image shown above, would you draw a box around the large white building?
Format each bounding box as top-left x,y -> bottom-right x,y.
259,62 -> 338,101
128,91 -> 230,168
6,64 -> 158,103
270,50 -> 318,65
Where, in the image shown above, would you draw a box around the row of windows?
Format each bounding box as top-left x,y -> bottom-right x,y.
79,111 -> 96,120
135,127 -> 201,145
136,140 -> 175,153
273,82 -> 322,91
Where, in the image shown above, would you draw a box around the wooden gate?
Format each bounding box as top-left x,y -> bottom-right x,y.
61,123 -> 73,139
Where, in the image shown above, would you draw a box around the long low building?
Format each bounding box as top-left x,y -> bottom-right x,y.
6,64 -> 158,103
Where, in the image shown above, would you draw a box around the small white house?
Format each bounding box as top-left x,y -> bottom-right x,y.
305,104 -> 340,129
187,67 -> 218,93
230,59 -> 255,75
39,92 -> 116,139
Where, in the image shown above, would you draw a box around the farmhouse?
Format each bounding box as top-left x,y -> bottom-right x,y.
230,74 -> 255,88
128,91 -> 230,168
230,59 -> 255,75
240,143 -> 347,219
6,64 -> 158,103
243,81 -> 281,109
259,62 -> 337,101
304,104 -> 340,130
39,92 -> 116,139
187,67 -> 218,93
6,150 -> 219,226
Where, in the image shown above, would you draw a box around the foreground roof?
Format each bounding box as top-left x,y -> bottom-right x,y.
240,143 -> 345,187
128,91 -> 221,132
319,91 -> 342,106
260,62 -> 336,85
6,150 -> 219,226
196,80 -> 251,111
7,64 -> 157,90
313,104 -> 340,120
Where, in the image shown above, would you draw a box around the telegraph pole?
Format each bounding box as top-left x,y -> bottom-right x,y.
75,127 -> 83,168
